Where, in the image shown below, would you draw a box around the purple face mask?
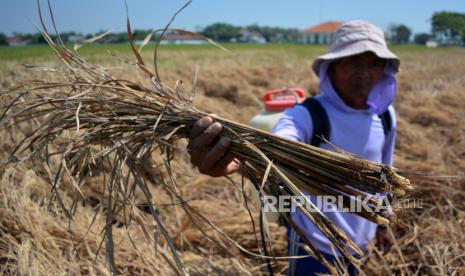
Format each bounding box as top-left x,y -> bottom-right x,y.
318,60 -> 397,114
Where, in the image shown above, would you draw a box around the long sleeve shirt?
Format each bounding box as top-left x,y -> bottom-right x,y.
272,60 -> 397,255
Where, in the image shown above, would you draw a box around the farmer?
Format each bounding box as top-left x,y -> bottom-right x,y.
187,20 -> 399,275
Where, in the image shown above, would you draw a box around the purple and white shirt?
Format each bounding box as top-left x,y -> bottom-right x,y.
272,61 -> 397,255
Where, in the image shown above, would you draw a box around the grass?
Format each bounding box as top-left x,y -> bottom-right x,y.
0,37 -> 464,275
2,43 -> 460,63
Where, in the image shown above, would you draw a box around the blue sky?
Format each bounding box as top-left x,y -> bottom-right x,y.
1,0 -> 464,36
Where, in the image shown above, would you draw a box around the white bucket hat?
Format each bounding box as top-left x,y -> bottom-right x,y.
312,20 -> 400,75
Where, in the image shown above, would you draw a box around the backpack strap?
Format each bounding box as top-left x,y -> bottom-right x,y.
378,108 -> 392,136
300,98 -> 392,146
299,97 -> 330,147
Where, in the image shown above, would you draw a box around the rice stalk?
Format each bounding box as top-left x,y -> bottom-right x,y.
0,1 -> 413,274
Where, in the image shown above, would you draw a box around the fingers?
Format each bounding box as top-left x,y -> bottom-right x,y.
189,116 -> 213,140
376,227 -> 393,254
190,122 -> 222,150
196,137 -> 239,177
189,121 -> 223,166
198,136 -> 231,173
209,154 -> 240,177
383,235 -> 393,254
188,115 -> 239,177
380,237 -> 391,254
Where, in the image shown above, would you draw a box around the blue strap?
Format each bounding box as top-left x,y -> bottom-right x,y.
299,97 -> 330,147
378,108 -> 392,136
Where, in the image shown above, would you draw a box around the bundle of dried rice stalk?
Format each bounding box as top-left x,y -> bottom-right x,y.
0,2 -> 413,275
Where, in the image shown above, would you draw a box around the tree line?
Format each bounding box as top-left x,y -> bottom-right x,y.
1,11 -> 464,46
201,23 -> 300,43
0,24 -> 300,45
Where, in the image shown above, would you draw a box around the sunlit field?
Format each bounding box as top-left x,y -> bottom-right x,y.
1,43 -> 464,275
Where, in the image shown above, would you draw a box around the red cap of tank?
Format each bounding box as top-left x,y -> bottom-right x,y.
264,88 -> 305,111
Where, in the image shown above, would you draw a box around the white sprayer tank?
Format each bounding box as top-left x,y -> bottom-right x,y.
248,87 -> 305,222
249,87 -> 305,131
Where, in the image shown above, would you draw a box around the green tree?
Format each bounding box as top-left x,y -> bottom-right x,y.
132,29 -> 152,41
244,24 -> 300,43
30,33 -> 47,44
0,33 -> 7,45
389,24 -> 412,44
201,23 -> 240,42
431,11 -> 465,45
414,33 -> 432,45
114,32 -> 129,43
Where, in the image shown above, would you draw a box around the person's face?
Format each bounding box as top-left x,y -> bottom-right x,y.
328,52 -> 386,109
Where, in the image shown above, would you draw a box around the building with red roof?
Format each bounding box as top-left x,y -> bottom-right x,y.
300,21 -> 344,44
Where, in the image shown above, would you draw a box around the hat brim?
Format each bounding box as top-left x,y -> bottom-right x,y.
312,40 -> 400,75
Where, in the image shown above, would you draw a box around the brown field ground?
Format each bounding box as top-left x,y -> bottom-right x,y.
0,44 -> 464,275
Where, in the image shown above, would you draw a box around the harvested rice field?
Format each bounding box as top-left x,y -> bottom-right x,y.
1,42 -> 464,275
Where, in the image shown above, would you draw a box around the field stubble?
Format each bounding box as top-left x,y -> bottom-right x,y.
0,44 -> 464,275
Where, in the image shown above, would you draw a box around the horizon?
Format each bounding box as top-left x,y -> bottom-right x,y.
1,0 -> 465,36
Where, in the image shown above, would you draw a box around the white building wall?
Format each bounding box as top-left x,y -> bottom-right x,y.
300,32 -> 335,44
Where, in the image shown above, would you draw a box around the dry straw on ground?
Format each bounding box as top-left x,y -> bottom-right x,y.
1,21 -> 464,276
0,3 -> 421,276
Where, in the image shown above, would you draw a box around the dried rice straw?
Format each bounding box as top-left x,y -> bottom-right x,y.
0,1 -> 413,275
